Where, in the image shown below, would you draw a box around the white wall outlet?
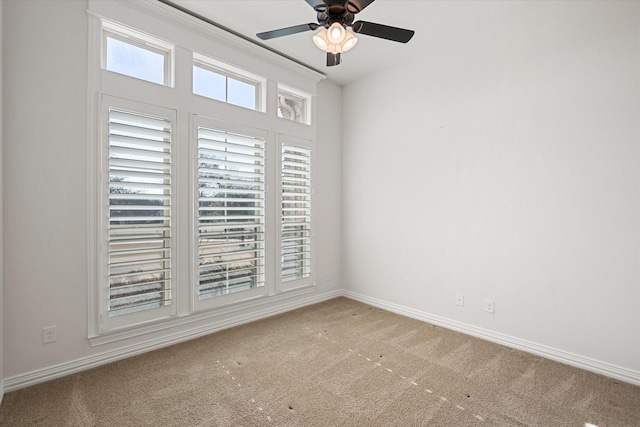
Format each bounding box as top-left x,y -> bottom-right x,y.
325,271 -> 331,281
456,293 -> 464,306
43,325 -> 58,344
484,299 -> 495,314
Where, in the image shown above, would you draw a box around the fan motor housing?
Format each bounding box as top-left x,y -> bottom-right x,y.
316,5 -> 355,27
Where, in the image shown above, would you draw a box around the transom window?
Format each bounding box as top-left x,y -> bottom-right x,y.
193,53 -> 265,111
278,84 -> 312,125
102,20 -> 174,86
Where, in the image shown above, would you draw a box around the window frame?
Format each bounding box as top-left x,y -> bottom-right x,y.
277,84 -> 312,125
102,19 -> 175,87
278,135 -> 314,292
191,116 -> 270,312
193,52 -> 266,112
87,0 -> 322,344
98,95 -> 179,333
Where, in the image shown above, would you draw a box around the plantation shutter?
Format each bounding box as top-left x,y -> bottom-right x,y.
281,144 -> 312,282
197,125 -> 266,299
107,108 -> 173,317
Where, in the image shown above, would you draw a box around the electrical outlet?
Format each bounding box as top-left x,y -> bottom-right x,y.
43,326 -> 57,344
456,293 -> 464,306
325,271 -> 331,281
484,299 -> 495,314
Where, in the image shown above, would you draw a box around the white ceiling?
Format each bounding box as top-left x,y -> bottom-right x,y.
170,0 -> 515,86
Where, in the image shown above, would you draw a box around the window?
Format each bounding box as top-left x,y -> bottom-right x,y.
197,122 -> 266,300
108,107 -> 173,316
89,2 -> 321,340
103,20 -> 174,86
281,141 -> 312,288
100,96 -> 177,331
278,84 -> 312,125
193,53 -> 265,111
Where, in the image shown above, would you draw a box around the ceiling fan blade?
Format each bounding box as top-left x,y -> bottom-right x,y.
352,21 -> 415,43
305,0 -> 327,11
346,0 -> 376,14
256,23 -> 319,40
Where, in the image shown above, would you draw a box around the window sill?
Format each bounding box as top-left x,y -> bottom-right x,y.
88,284 -> 316,347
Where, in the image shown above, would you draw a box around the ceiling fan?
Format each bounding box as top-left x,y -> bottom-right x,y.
256,0 -> 415,67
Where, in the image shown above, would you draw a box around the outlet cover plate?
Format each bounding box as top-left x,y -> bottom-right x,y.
484,299 -> 495,314
43,326 -> 58,344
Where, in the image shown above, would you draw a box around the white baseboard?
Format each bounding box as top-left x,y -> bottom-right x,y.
4,289 -> 639,393
343,290 -> 640,387
3,290 -> 343,393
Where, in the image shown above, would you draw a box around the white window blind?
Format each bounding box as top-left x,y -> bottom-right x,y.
108,108 -> 173,316
197,125 -> 266,299
281,145 -> 312,282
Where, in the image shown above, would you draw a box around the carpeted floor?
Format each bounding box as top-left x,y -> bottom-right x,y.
1,297 -> 639,426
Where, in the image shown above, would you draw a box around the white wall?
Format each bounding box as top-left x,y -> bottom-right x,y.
315,79 -> 343,292
2,0 -> 342,386
343,0 -> 640,377
4,0 -> 89,381
4,0 -> 638,391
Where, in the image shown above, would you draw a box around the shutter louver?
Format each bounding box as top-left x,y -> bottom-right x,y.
198,126 -> 265,299
281,145 -> 312,282
108,108 -> 173,316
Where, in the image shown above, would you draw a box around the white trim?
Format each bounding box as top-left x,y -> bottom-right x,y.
91,283 -> 315,346
193,51 -> 267,112
5,290 -> 343,392
88,0 -> 325,88
343,290 -> 640,387
87,12 -> 103,343
102,18 -> 175,87
150,1 -> 325,85
5,289 -> 639,392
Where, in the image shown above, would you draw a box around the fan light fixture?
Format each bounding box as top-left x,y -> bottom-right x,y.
327,22 -> 345,44
256,0 -> 414,67
313,23 -> 358,56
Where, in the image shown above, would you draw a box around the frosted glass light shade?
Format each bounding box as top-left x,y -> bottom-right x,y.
327,22 -> 346,44
312,26 -> 358,57
312,28 -> 329,51
341,31 -> 358,52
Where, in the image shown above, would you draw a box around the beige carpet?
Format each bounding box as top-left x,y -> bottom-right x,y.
1,297 -> 639,426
